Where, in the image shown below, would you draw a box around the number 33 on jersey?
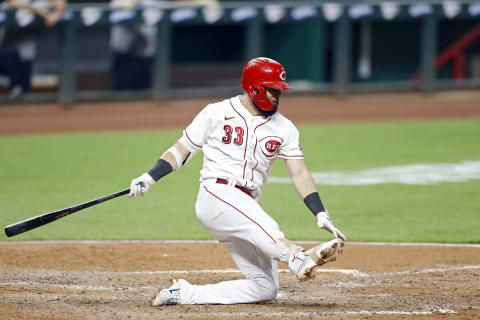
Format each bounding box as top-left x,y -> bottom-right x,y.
178,96 -> 304,194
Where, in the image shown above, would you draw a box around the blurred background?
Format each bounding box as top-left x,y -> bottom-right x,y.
1,0 -> 480,105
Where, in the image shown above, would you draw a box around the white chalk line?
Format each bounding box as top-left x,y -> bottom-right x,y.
119,268 -> 367,277
175,309 -> 457,317
2,240 -> 479,248
2,265 -> 478,292
0,281 -> 458,316
0,279 -> 378,293
269,160 -> 480,185
0,278 -> 457,316
0,280 -> 154,292
380,265 -> 480,277
343,241 -> 480,248
116,265 -> 480,277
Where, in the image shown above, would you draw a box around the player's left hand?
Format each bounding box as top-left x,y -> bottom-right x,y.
316,211 -> 346,241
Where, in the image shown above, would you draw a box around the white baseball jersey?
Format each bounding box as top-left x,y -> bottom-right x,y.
178,95 -> 304,197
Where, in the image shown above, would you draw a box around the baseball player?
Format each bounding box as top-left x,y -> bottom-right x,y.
129,57 -> 346,306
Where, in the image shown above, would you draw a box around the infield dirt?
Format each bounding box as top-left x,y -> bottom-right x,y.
0,241 -> 479,319
1,92 -> 480,319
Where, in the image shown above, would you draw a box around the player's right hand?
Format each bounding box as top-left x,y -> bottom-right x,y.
316,211 -> 347,241
129,173 -> 155,198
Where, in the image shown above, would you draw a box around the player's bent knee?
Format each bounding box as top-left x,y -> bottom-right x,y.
260,285 -> 279,302
263,286 -> 279,301
253,278 -> 279,302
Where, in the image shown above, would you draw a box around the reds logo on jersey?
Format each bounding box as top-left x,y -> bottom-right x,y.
260,137 -> 282,158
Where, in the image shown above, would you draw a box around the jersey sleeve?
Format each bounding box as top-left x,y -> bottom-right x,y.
178,105 -> 212,152
277,123 -> 304,160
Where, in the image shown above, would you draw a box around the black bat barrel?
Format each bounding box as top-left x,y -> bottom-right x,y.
4,207 -> 71,237
4,188 -> 130,237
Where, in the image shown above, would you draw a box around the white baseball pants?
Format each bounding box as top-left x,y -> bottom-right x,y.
177,179 -> 286,304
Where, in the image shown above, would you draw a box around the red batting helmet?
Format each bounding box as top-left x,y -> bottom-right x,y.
241,57 -> 292,111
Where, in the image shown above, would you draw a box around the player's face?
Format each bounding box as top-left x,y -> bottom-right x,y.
252,86 -> 281,117
247,86 -> 282,117
265,87 -> 282,107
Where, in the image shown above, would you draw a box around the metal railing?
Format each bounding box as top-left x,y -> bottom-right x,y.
1,0 -> 480,105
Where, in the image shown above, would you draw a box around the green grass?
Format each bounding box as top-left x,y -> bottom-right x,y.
1,118 -> 479,242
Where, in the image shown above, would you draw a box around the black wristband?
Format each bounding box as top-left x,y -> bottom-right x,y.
303,192 -> 326,216
148,159 -> 173,182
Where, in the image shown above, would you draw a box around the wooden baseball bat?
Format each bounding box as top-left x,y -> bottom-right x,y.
4,188 -> 130,237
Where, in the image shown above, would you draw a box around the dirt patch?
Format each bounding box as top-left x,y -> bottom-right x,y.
1,91 -> 480,136
0,241 -> 479,319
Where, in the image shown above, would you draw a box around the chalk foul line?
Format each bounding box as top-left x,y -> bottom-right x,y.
119,268 -> 367,277
380,264 -> 480,277
2,265 -> 471,316
2,240 -> 479,248
178,309 -> 457,317
0,280 -> 153,292
3,265 -> 478,291
119,265 -> 480,277
0,280 -> 457,316
269,160 -> 480,185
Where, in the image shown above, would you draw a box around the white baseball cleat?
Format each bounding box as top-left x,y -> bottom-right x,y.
305,238 -> 344,267
151,279 -> 188,306
289,239 -> 344,281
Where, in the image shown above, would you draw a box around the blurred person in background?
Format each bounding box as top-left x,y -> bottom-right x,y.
109,0 -> 156,90
0,0 -> 66,99
110,0 -> 219,91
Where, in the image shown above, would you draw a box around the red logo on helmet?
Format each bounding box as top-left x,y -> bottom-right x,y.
279,71 -> 286,80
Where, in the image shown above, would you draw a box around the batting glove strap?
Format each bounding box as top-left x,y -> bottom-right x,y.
303,192 -> 326,216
